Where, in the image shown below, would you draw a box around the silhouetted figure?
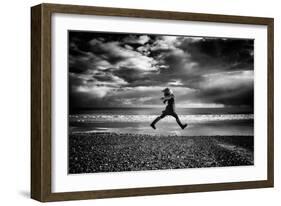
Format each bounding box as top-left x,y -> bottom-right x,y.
150,88 -> 187,130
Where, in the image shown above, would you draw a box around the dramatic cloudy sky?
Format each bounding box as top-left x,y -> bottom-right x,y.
69,31 -> 254,110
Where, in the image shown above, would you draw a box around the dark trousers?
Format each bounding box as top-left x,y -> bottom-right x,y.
151,112 -> 184,128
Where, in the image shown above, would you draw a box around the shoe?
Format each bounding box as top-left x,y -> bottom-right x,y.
181,124 -> 187,129
150,123 -> 156,129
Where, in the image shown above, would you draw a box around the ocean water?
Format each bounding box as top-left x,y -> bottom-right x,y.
69,108 -> 254,136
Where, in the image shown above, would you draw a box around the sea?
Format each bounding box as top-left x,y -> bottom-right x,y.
69,107 -> 254,136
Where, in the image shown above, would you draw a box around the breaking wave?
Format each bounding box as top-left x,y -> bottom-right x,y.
69,114 -> 253,124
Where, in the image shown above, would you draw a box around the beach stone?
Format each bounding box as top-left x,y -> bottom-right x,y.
68,133 -> 253,173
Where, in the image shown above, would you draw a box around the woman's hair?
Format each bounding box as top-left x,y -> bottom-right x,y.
162,88 -> 173,95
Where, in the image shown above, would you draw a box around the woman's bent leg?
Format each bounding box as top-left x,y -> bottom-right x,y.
150,114 -> 166,129
172,113 -> 187,129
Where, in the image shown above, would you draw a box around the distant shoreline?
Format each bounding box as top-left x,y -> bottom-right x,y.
69,132 -> 254,174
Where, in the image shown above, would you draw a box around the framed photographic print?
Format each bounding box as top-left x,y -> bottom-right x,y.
31,3 -> 274,202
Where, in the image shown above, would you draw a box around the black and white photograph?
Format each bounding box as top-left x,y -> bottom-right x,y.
68,31 -> 254,174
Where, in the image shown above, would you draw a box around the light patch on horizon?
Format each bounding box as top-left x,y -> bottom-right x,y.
177,102 -> 225,108
168,80 -> 183,86
75,86 -> 112,98
199,70 -> 254,90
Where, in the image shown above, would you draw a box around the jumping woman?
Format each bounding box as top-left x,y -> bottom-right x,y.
150,88 -> 187,130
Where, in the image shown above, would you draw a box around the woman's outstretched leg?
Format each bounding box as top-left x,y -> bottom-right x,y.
150,114 -> 166,129
172,113 -> 187,129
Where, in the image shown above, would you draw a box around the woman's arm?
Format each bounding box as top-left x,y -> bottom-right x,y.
161,94 -> 174,101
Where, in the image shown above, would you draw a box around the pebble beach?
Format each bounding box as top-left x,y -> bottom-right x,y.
68,132 -> 254,174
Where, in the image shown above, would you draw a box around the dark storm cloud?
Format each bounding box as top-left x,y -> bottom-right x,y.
68,31 -> 254,109
178,38 -> 254,73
